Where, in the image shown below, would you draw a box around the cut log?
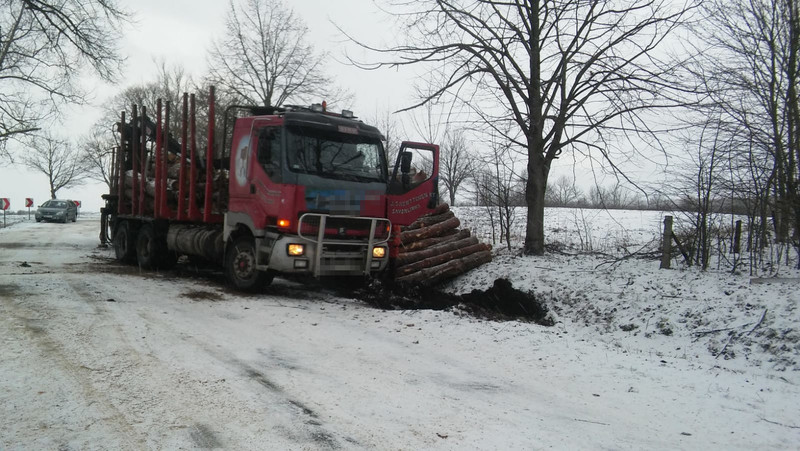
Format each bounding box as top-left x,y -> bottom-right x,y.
395,250 -> 492,286
400,216 -> 460,243
397,236 -> 479,266
403,210 -> 455,231
167,162 -> 182,179
399,228 -> 468,253
396,243 -> 490,277
424,202 -> 450,217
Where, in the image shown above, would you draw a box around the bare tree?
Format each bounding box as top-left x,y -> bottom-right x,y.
472,132 -> 522,250
688,0 -> 800,267
545,175 -> 582,207
672,116 -> 726,270
78,62 -> 200,195
440,128 -> 473,206
588,183 -> 634,210
81,122 -> 116,192
348,0 -> 694,255
364,106 -> 405,169
23,133 -> 89,199
207,0 -> 349,108
408,98 -> 446,145
0,0 -> 127,161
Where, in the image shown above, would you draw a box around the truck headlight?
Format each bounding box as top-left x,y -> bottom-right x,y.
287,243 -> 305,256
372,246 -> 386,258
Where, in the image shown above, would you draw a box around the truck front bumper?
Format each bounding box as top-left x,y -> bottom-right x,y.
258,214 -> 391,277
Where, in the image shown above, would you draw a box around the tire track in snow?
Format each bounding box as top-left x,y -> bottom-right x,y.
0,276 -> 143,449
131,307 -> 356,450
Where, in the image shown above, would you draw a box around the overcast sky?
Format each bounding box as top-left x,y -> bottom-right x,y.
0,0 -> 662,214
1,0 -> 417,212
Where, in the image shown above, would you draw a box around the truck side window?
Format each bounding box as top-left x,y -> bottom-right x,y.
257,126 -> 281,182
391,147 -> 433,190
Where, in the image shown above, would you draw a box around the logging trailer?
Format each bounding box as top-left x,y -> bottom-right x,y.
100,87 -> 445,290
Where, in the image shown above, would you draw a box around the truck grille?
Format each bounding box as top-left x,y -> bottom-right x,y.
298,214 -> 390,242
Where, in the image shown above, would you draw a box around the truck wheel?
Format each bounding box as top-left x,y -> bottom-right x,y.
225,236 -> 272,291
136,225 -> 158,269
114,221 -> 136,263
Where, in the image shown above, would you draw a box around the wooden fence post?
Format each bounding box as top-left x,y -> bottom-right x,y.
731,219 -> 742,273
661,215 -> 673,269
733,220 -> 742,254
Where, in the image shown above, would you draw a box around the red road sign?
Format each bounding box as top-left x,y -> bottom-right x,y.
0,198 -> 9,210
74,200 -> 81,208
25,198 -> 33,208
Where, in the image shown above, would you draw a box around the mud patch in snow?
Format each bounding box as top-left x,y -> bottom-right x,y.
182,290 -> 224,301
356,278 -> 554,325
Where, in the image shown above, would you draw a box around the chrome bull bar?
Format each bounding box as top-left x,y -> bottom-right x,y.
297,213 -> 391,277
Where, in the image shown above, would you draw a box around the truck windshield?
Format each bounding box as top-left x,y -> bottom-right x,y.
285,125 -> 386,182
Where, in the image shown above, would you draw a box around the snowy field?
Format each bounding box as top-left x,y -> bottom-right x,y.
1,209 -> 799,449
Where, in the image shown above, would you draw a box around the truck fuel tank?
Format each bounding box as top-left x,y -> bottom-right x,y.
167,225 -> 224,262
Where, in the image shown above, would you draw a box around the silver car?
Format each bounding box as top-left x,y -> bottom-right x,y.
35,199 -> 78,223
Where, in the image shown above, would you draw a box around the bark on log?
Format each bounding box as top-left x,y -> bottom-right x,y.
403,210 -> 455,231
424,202 -> 450,217
397,236 -> 479,266
399,228 -> 465,253
395,250 -> 493,286
400,216 -> 460,243
396,243 -> 490,277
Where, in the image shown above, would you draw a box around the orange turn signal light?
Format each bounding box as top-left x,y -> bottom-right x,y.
277,218 -> 291,228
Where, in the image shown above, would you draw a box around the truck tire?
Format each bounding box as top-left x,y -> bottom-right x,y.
114,221 -> 136,263
225,236 -> 273,292
136,225 -> 158,269
136,224 -> 177,270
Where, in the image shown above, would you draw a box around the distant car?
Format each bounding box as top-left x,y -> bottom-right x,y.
35,199 -> 78,223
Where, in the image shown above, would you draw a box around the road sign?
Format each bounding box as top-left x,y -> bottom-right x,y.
74,200 -> 81,208
25,198 -> 33,208
0,198 -> 9,210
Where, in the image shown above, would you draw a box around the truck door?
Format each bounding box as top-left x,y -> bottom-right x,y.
386,141 -> 440,226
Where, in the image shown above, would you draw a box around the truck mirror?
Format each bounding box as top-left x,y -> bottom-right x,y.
400,151 -> 413,174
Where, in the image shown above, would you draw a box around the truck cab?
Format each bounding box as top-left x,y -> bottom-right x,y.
223,104 -> 439,289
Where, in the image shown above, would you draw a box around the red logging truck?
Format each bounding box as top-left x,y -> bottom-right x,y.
100,87 -> 439,290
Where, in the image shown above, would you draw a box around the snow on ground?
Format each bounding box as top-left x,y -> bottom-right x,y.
1,211 -> 799,449
450,206 -> 800,374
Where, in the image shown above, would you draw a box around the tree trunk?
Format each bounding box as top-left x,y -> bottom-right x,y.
524,150 -> 548,255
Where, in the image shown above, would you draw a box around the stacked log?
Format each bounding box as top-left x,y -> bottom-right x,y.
393,203 -> 492,286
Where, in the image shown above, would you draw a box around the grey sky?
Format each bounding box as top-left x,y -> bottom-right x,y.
1,0 -> 415,211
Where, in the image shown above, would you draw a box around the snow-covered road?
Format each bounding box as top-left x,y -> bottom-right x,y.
1,219 -> 797,449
